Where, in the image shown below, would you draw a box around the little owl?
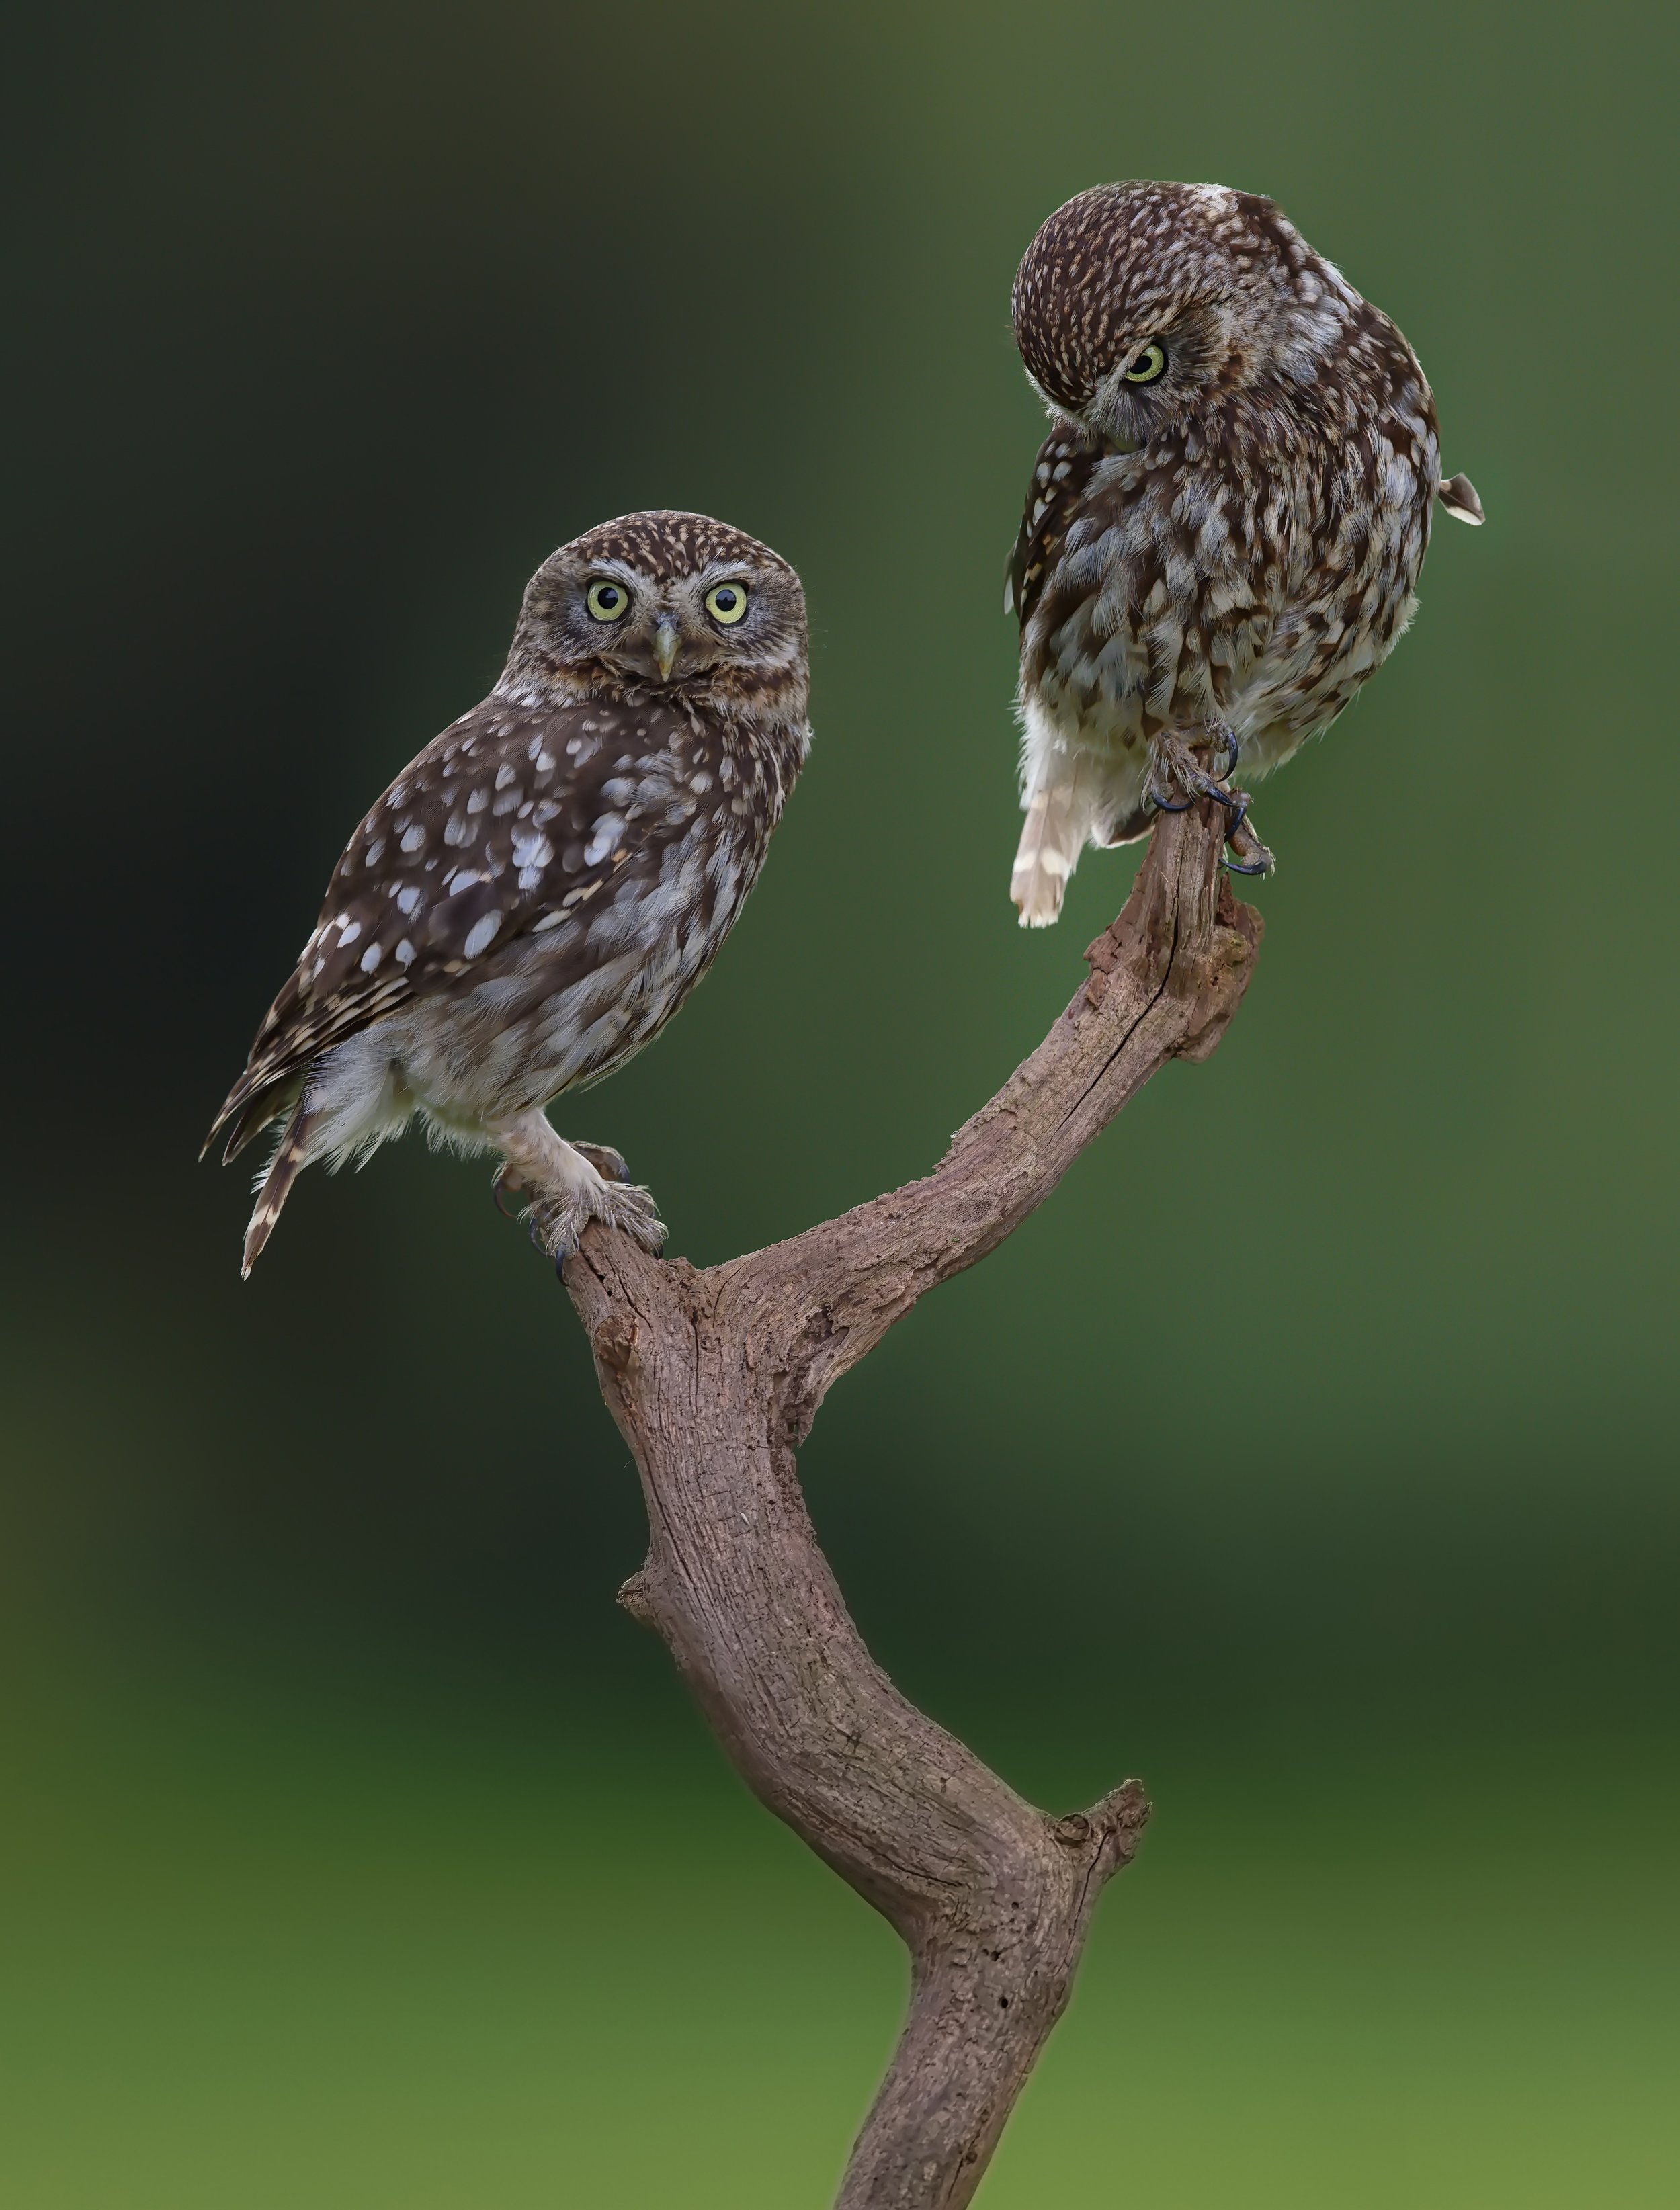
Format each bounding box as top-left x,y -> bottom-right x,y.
207,512 -> 810,1274
1005,181 -> 1482,924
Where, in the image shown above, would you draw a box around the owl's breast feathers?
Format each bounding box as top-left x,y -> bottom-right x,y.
208,692 -> 805,1160
1013,419 -> 1283,732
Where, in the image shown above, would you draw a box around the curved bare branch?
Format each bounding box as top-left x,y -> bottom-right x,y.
560,792 -> 1261,2208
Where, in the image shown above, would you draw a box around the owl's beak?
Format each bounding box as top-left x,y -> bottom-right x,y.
653,616 -> 681,682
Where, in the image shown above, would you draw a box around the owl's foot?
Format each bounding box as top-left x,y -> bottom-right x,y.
566,1143 -> 667,1257
495,1158 -> 668,1261
1222,819 -> 1275,875
1146,726 -> 1240,812
1148,727 -> 1273,876
533,1171 -> 667,1262
491,1116 -> 667,1261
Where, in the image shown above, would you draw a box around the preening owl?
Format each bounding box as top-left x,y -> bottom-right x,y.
206,512 -> 810,1274
1005,181 -> 1482,924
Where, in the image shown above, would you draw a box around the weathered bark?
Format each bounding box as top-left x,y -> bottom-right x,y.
562,792 -> 1261,2207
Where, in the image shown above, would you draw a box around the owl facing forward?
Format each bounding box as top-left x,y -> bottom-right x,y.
207,512 -> 809,1274
1005,182 -> 1483,924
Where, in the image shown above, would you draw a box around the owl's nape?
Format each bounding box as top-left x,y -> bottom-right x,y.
1006,181 -> 1480,924
211,509 -> 810,1273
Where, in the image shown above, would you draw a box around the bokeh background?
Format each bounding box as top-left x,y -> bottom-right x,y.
4,1 -> 1676,2202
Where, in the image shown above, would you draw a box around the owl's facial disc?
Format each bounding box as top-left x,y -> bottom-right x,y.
501,513 -> 808,713
584,572 -> 767,687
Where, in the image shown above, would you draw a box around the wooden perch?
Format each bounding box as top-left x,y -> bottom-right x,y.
562,790 -> 1262,2207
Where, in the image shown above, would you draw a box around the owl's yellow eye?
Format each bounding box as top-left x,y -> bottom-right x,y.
1123,341 -> 1167,385
585,579 -> 630,622
704,581 -> 749,626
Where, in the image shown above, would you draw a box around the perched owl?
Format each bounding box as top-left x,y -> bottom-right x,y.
207,512 -> 810,1275
1005,182 -> 1483,924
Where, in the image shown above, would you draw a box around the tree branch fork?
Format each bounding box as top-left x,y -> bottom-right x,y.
560,794 -> 1261,2208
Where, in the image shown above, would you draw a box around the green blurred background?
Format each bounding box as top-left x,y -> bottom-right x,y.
3,1 -> 1675,2201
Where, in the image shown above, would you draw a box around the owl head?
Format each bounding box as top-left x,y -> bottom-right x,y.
501,511 -> 808,712
1012,182 -> 1354,452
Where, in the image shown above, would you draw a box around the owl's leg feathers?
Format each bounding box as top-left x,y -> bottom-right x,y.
491,1111 -> 665,1261
1148,726 -> 1275,877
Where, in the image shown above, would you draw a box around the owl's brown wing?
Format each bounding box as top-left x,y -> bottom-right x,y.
207,693 -> 704,1160
1004,426 -> 1106,626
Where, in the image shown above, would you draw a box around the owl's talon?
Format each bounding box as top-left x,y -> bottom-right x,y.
1149,729 -> 1238,812
491,1165 -> 526,1220
1223,815 -> 1275,876
1148,728 -> 1270,870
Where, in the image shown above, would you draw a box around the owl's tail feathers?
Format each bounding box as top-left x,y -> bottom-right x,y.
241,1100 -> 316,1278
1012,791 -> 1068,927
204,1079 -> 290,1169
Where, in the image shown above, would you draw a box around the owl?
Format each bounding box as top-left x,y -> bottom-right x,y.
206,511 -> 810,1275
1004,182 -> 1483,924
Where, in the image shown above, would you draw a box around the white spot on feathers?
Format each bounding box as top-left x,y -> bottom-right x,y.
583,816 -> 624,866
462,912 -> 502,959
360,941 -> 383,972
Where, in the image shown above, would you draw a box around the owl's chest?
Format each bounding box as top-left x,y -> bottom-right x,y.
1026,427 -> 1429,744
529,766 -> 784,1059
1027,496 -> 1274,740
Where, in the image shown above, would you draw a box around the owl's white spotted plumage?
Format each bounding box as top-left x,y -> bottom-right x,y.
1005,182 -> 1483,925
208,512 -> 809,1274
